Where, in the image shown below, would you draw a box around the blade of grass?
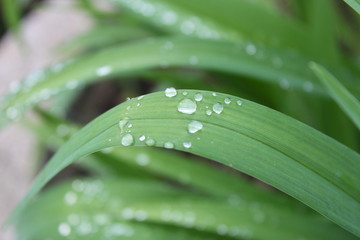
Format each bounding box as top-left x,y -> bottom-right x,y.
310,62 -> 360,130
343,0 -> 360,14
9,90 -> 360,237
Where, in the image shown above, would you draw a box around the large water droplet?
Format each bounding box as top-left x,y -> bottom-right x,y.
165,87 -> 177,97
188,120 -> 203,133
213,102 -> 224,114
146,138 -> 155,146
183,142 -> 192,148
194,93 -> 203,101
178,99 -> 197,114
164,142 -> 174,149
121,134 -> 134,146
58,222 -> 71,236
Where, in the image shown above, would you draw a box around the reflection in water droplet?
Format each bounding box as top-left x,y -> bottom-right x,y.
121,134 -> 134,146
224,98 -> 231,104
165,87 -> 177,97
58,222 -> 71,236
183,142 -> 192,148
194,93 -> 203,102
213,102 -> 224,114
188,120 -> 203,133
146,139 -> 155,146
178,99 -> 197,114
164,142 -> 174,149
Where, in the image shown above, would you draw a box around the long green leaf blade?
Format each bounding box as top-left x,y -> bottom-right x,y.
343,0 -> 360,14
9,90 -> 360,237
310,62 -> 360,130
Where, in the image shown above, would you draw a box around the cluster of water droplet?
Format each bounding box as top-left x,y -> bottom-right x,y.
117,88 -> 244,152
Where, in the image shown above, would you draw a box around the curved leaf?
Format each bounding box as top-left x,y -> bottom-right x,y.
9,90 -> 360,238
310,62 -> 360,130
343,0 -> 360,14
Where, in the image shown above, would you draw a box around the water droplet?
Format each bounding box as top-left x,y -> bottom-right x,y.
64,191 -> 77,205
181,20 -> 195,35
245,44 -> 257,55
105,223 -> 134,237
122,208 -> 134,220
94,214 -> 110,225
177,99 -> 197,114
224,97 -> 231,104
6,107 -> 19,120
183,142 -> 192,148
137,95 -> 144,100
139,135 -> 146,141
136,153 -> 150,166
182,91 -> 188,96
189,56 -> 198,65
134,210 -> 148,221
58,222 -> 71,236
303,81 -> 314,92
164,142 -> 174,149
216,224 -> 228,235
206,110 -> 212,115
136,103 -> 140,107
77,221 -> 93,235
66,80 -> 79,89
68,214 -> 80,225
162,11 -> 177,25
279,78 -> 290,90
237,100 -> 243,106
118,117 -> 129,133
212,102 -> 223,114
188,120 -> 203,133
212,92 -> 217,96
128,124 -> 133,128
194,93 -> 203,101
121,134 -> 134,146
165,87 -> 177,97
146,138 -> 155,146
96,66 -> 112,77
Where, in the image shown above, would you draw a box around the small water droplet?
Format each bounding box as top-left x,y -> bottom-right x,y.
164,142 -> 174,149
137,95 -> 144,100
136,153 -> 150,166
237,100 -> 243,106
245,44 -> 257,55
212,102 -> 224,114
121,134 -> 134,146
139,135 -> 146,141
178,99 -> 197,114
194,93 -> 203,101
162,11 -> 177,25
136,103 -> 140,107
165,87 -> 177,97
224,97 -> 231,104
58,222 -> 71,236
183,142 -> 192,148
118,117 -> 129,133
64,191 -> 77,205
206,110 -> 212,115
128,124 -> 133,128
96,66 -> 112,77
212,92 -> 217,96
188,120 -> 203,133
182,91 -> 188,96
162,41 -> 174,51
134,210 -> 148,221
216,224 -> 228,235
279,78 -> 290,90
146,138 -> 155,146
303,81 -> 314,92
181,20 -> 195,35
189,56 -> 198,65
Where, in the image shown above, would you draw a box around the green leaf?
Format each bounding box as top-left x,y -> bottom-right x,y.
9,90 -> 360,238
310,62 -> 360,130
343,0 -> 360,14
2,37 -> 342,127
17,178 -> 356,240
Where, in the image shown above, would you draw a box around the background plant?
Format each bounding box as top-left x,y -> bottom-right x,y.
1,0 -> 360,239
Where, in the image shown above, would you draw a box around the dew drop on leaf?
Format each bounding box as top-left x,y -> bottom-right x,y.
96,65 -> 112,77
224,97 -> 231,104
118,117 -> 129,133
188,120 -> 203,133
213,102 -> 224,114
164,142 -> 174,149
183,142 -> 192,148
121,134 -> 134,146
245,44 -> 257,55
139,135 -> 146,141
165,87 -> 177,97
58,222 -> 71,236
237,100 -> 243,106
146,138 -> 155,146
194,93 -> 203,101
206,110 -> 212,115
178,99 -> 197,114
